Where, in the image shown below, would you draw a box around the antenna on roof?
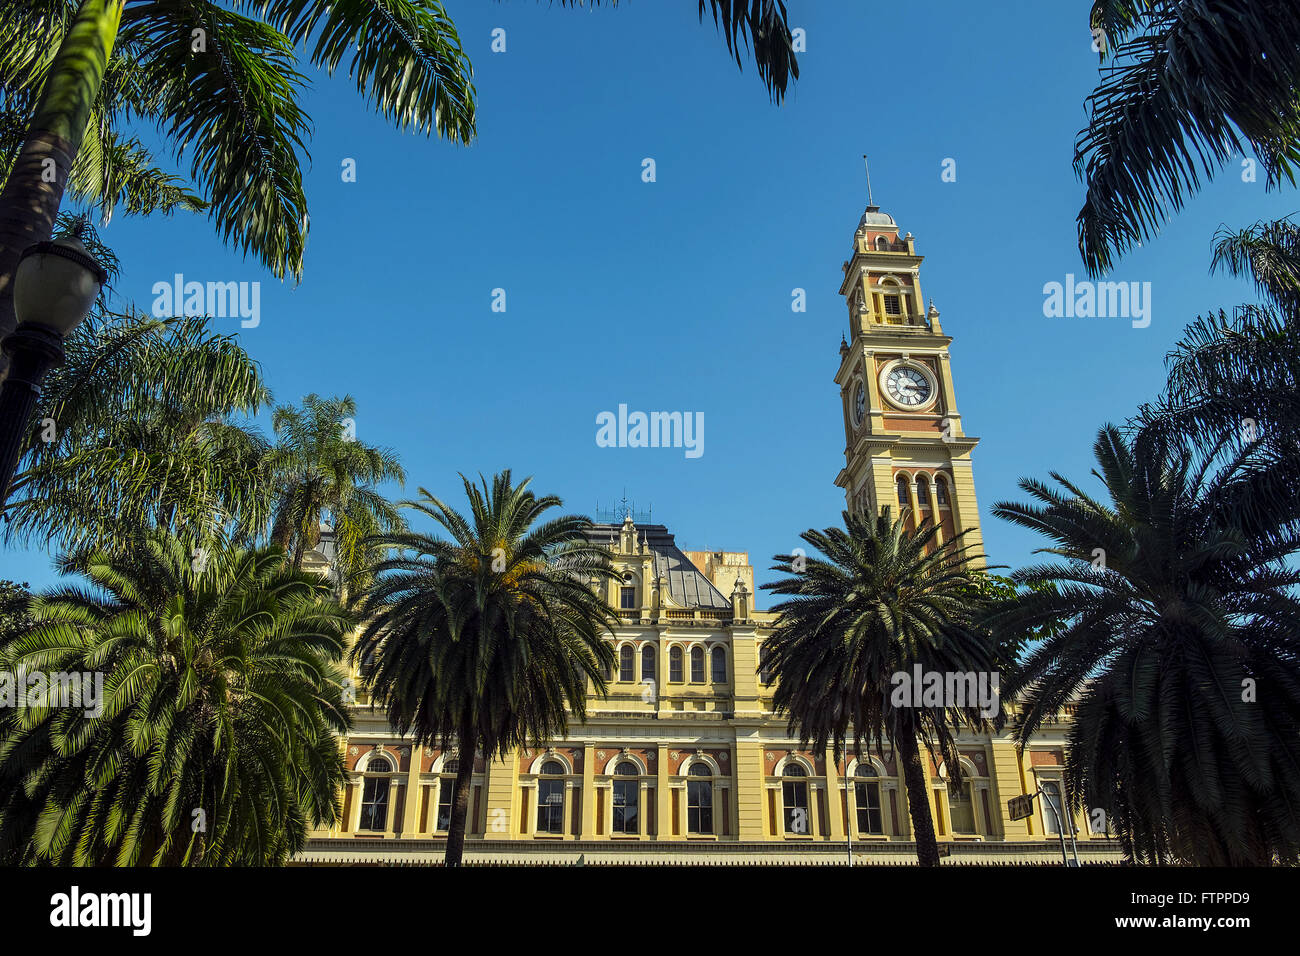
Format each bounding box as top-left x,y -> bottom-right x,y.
863,154 -> 874,208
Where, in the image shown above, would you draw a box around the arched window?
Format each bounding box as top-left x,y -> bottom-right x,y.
641,645 -> 655,682
855,764 -> 883,834
782,764 -> 810,835
612,761 -> 640,834
916,474 -> 931,507
360,755 -> 394,831
1040,780 -> 1065,836
759,644 -> 774,685
710,646 -> 727,683
881,279 -> 903,317
436,757 -> 459,831
690,646 -> 705,683
875,235 -> 889,251
601,643 -> 614,682
935,476 -> 949,506
896,475 -> 911,507
687,763 -> 713,834
537,760 -> 566,834
669,646 -> 684,683
619,645 -> 634,682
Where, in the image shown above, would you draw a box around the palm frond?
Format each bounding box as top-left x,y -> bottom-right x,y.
1074,1 -> 1300,275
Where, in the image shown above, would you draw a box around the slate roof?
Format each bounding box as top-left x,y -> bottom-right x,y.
585,523 -> 731,610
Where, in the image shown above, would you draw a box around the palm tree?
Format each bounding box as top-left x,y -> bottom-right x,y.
3,310 -> 272,554
1211,217 -> 1300,316
0,1 -> 800,363
988,425 -> 1300,865
1135,218 -> 1300,529
0,22 -> 206,224
0,532 -> 353,865
0,0 -> 478,354
1076,0 -> 1300,274
761,508 -> 999,867
266,393 -> 405,593
351,471 -> 616,866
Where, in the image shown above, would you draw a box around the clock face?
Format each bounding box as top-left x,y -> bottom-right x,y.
884,365 -> 934,408
853,383 -> 866,425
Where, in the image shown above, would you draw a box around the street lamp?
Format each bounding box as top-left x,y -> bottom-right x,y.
0,236 -> 106,502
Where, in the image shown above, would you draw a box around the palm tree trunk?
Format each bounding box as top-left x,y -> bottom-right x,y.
897,730 -> 942,867
443,722 -> 476,867
0,0 -> 124,376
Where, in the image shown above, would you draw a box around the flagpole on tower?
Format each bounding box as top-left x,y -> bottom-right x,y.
863,154 -> 874,207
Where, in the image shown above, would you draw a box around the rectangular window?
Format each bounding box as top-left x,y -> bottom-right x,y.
783,781 -> 809,834
883,293 -> 902,315
612,780 -> 639,834
948,782 -> 976,834
687,781 -> 713,834
855,782 -> 883,834
360,778 -> 390,831
436,782 -> 453,831
537,780 -> 565,834
620,586 -> 636,610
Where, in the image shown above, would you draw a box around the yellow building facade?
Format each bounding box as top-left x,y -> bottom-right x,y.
299,204 -> 1124,865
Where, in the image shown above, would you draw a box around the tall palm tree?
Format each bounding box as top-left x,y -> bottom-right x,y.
3,310 -> 272,553
988,425 -> 1300,865
0,532 -> 353,865
0,1 -> 800,365
761,508 -> 999,867
266,393 -> 405,593
1076,0 -> 1300,274
352,471 -> 616,866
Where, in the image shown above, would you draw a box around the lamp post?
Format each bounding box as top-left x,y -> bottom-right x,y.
0,236 -> 106,503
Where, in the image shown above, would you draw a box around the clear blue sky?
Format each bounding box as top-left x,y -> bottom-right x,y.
3,0 -> 1295,601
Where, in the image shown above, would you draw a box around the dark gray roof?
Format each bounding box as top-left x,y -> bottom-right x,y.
313,528 -> 338,562
586,523 -> 731,610
858,204 -> 897,229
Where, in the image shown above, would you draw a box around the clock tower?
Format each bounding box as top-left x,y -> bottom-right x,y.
832,203 -> 985,564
